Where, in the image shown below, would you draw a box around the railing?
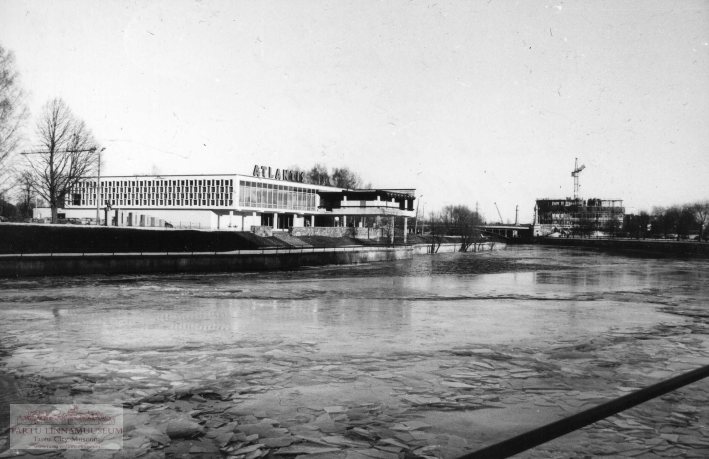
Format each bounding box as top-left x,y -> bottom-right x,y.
459,364 -> 709,459
541,234 -> 707,242
0,244 -> 417,258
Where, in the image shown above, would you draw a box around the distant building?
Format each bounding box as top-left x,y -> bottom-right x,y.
33,166 -> 416,231
534,198 -> 625,237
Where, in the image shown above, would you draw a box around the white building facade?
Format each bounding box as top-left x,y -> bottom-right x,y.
35,171 -> 345,230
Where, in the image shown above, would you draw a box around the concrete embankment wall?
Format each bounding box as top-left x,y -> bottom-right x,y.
0,241 -> 506,277
0,247 -> 414,277
538,237 -> 709,258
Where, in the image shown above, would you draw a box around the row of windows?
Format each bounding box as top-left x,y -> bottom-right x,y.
69,177 -> 234,208
538,213 -> 623,225
90,178 -> 232,187
84,186 -> 229,193
73,195 -> 234,208
238,181 -> 317,211
541,212 -> 623,219
67,177 -> 327,211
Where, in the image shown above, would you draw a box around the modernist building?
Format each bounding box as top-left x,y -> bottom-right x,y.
34,167 -> 416,232
534,198 -> 625,236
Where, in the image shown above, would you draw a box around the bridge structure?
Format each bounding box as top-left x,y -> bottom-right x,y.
478,224 -> 533,242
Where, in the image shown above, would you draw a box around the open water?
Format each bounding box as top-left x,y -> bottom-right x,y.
1,245 -> 708,457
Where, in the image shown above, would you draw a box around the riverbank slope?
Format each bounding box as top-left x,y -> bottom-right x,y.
0,223 -> 504,277
538,237 -> 709,258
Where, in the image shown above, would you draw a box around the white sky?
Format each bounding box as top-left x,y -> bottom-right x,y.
1,0 -> 707,223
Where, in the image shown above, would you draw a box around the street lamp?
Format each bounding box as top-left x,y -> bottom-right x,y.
95,147 -> 106,224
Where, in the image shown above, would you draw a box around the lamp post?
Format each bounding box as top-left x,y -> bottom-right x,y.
95,147 -> 106,224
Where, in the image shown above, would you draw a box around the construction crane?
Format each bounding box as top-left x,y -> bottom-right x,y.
494,202 -> 504,224
571,157 -> 585,200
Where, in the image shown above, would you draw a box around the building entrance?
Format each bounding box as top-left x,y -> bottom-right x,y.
278,214 -> 294,229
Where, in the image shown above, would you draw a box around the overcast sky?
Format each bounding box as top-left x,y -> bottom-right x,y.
1,0 -> 707,222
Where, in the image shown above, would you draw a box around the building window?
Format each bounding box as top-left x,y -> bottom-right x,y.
237,180 -> 317,211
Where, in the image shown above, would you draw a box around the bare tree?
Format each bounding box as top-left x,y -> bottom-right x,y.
24,99 -> 99,222
306,163 -> 331,186
439,205 -> 484,251
623,211 -> 651,239
15,170 -> 35,219
331,167 -> 361,189
662,205 -> 694,240
428,211 -> 441,253
692,201 -> 709,242
0,45 -> 29,194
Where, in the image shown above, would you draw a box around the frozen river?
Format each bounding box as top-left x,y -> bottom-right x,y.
1,246 -> 709,457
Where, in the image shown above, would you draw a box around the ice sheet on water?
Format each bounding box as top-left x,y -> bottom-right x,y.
2,247 -> 709,457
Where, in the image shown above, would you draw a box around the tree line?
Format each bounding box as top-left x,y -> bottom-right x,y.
622,203 -> 709,241
302,163 -> 366,189
422,205 -> 486,251
1,45 -> 100,223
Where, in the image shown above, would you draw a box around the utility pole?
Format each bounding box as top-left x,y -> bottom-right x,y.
515,205 -> 519,226
420,202 -> 425,234
414,194 -> 423,234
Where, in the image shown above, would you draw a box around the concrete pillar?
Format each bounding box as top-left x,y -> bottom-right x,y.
310,215 -> 315,227
241,214 -> 245,231
343,215 -> 347,227
273,212 -> 278,229
403,217 -> 408,243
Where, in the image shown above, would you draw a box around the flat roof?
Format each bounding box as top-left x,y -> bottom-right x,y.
319,189 -> 416,199
536,198 -> 623,202
82,173 -> 344,191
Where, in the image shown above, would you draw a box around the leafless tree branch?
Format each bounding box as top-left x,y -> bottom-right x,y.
23,98 -> 99,222
0,45 -> 29,195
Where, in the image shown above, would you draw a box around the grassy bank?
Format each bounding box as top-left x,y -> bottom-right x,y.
0,223 -> 290,254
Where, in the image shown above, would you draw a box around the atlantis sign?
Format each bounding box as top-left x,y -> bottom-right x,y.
253,165 -> 305,183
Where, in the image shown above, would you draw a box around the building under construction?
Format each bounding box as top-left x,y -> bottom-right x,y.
533,159 -> 625,237
534,198 -> 625,236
